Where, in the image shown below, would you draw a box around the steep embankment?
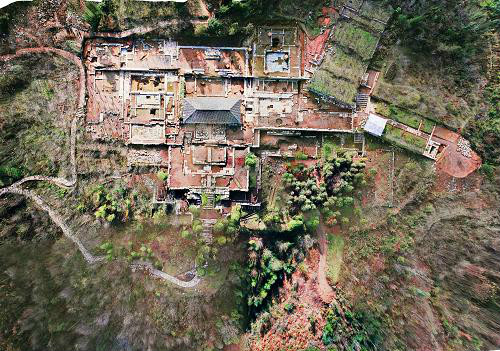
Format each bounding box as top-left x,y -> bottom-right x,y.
342,170 -> 500,350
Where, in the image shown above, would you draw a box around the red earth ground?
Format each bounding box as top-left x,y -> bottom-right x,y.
244,248 -> 330,351
317,226 -> 336,304
433,126 -> 482,178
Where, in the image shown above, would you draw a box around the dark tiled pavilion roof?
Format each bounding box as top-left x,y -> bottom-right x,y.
183,97 -> 241,126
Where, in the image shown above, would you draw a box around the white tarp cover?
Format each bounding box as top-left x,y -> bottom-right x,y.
364,113 -> 388,137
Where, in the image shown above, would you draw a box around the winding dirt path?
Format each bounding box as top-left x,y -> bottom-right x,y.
1,47 -> 86,109
0,47 -> 200,288
316,222 -> 335,304
4,186 -> 106,264
92,18 -> 208,39
131,263 -> 201,288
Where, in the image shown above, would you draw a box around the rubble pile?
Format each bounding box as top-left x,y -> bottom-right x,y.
359,114 -> 369,129
457,137 -> 473,158
37,0 -> 61,24
127,149 -> 167,166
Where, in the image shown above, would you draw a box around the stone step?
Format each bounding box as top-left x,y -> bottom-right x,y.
356,94 -> 369,111
201,219 -> 216,243
354,132 -> 364,143
202,192 -> 215,209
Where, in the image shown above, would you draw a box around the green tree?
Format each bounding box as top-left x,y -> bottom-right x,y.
245,152 -> 258,167
206,18 -> 224,36
213,220 -> 226,234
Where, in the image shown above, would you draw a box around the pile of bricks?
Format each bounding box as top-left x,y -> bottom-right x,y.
127,149 -> 166,166
457,137 -> 473,158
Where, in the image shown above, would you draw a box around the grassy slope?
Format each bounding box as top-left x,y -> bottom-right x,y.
0,55 -> 76,185
344,10 -> 500,347
372,46 -> 482,130
340,148 -> 500,350
0,234 -> 245,351
326,233 -> 344,283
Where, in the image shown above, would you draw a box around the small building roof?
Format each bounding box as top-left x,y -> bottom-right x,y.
183,97 -> 241,125
363,113 -> 388,137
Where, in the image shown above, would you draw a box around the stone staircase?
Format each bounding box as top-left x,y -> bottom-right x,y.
356,93 -> 369,112
354,132 -> 364,144
201,219 -> 216,243
203,192 -> 215,209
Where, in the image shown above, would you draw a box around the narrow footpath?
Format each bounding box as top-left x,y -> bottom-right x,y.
316,222 -> 335,304
0,47 -> 200,288
92,18 -> 208,39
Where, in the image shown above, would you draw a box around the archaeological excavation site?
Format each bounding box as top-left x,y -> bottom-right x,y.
0,0 -> 498,350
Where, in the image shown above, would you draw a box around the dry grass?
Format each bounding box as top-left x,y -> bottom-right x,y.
372,47 -> 481,130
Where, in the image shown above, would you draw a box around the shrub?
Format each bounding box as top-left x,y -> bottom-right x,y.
157,170 -> 168,182
411,287 -> 430,298
216,236 -> 227,246
322,301 -> 383,350
230,205 -> 242,223
226,225 -> 237,236
84,2 -> 104,31
193,223 -> 203,235
228,22 -> 240,36
0,166 -> 23,179
206,18 -> 224,36
213,220 -> 226,234
305,215 -> 320,232
298,262 -> 308,275
89,183 -> 137,223
154,260 -> 163,270
245,152 -> 258,167
189,205 -> 201,218
263,212 -> 281,226
295,151 -> 308,160
282,172 -> 295,184
99,242 -> 114,261
249,172 -> 257,188
385,62 -> 398,81
423,204 -> 434,214
287,218 -> 304,232
480,163 -> 496,181
284,303 -> 295,313
341,217 -> 350,226
442,319 -> 459,338
368,168 -> 378,177
201,193 -> 209,207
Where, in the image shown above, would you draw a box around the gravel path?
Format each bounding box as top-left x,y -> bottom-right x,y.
0,47 -> 200,288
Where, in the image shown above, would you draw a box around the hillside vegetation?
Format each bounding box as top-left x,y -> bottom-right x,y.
0,0 -> 499,350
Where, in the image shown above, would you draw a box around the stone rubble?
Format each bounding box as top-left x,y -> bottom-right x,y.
457,137 -> 473,158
